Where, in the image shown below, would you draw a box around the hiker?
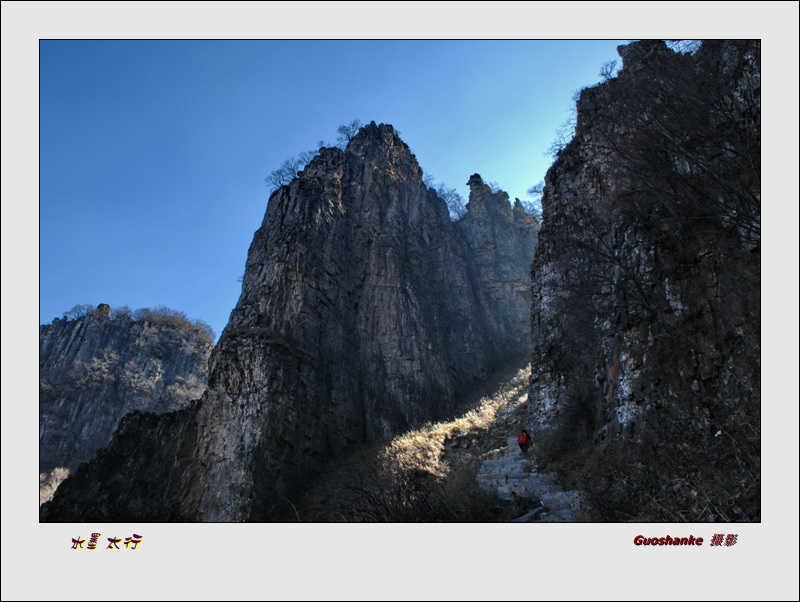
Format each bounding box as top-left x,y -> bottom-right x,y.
518,430 -> 533,454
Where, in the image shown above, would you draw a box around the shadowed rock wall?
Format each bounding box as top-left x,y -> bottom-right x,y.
42,123 -> 539,521
527,40 -> 760,520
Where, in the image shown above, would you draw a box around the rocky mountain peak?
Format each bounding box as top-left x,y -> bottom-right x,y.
347,121 -> 404,153
616,39 -> 674,73
465,173 -> 511,219
42,123 -> 539,522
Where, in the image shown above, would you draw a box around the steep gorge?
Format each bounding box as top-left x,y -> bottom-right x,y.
41,123 -> 538,521
41,40 -> 760,523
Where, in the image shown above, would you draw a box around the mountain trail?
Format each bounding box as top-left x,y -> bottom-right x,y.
441,359 -> 592,522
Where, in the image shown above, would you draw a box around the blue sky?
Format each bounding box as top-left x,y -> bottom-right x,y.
38,38 -> 629,338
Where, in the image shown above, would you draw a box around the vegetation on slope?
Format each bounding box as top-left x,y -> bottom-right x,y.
295,357 -> 534,522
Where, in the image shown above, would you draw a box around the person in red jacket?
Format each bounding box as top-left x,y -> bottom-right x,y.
518,430 -> 533,455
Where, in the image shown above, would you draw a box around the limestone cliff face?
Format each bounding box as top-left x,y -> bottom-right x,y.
41,123 -> 538,522
39,304 -> 211,472
457,175 -> 539,345
186,124 -> 537,520
528,41 -> 760,520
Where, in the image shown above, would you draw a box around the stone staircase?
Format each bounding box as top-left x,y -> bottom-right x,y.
476,436 -> 589,522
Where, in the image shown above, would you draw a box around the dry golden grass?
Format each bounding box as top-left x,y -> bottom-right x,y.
297,357 -> 533,521
383,361 -> 531,478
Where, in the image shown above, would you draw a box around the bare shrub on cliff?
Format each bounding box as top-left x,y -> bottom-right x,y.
434,183 -> 467,221
265,157 -> 303,193
297,150 -> 317,165
63,303 -> 94,321
546,117 -> 576,159
422,174 -> 467,221
131,306 -> 216,343
336,118 -> 363,147
109,305 -> 133,320
599,59 -> 618,81
526,181 -> 544,200
265,140 -> 337,194
546,90 -> 580,158
190,319 -> 216,343
524,181 -> 544,219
